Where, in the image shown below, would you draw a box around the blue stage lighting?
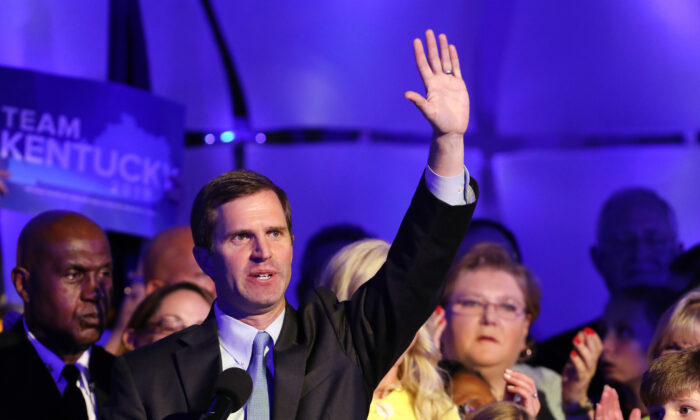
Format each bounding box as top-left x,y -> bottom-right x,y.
220,131 -> 235,143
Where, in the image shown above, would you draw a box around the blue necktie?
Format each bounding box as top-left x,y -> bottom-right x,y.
247,331 -> 271,419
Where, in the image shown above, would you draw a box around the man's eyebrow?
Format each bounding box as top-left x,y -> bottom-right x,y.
267,225 -> 288,232
228,229 -> 253,237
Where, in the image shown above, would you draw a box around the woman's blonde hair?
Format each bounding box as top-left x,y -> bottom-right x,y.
648,289 -> 700,361
318,239 -> 390,300
319,239 -> 456,420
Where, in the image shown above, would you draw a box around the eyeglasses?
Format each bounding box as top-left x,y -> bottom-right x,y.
448,297 -> 525,320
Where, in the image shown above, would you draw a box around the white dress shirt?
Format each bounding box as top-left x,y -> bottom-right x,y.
215,302 -> 285,420
24,318 -> 97,420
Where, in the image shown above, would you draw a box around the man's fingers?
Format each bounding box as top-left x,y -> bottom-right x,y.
424,29 -> 441,74
449,45 -> 463,79
412,38 -> 433,82
404,91 -> 432,117
439,33 -> 452,73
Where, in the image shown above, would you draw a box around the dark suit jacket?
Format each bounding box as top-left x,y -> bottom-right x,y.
103,177 -> 478,420
0,319 -> 115,420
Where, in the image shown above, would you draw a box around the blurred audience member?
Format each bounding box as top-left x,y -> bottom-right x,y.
295,223 -> 370,305
466,402 -> 534,420
456,219 -> 522,263
599,287 -> 677,418
0,210 -> 114,419
104,225 -> 215,354
442,244 -> 565,419
440,360 -> 497,416
534,187 -> 683,389
0,296 -> 22,332
647,288 -> 700,361
121,283 -> 213,353
320,239 -> 459,420
592,188 -> 682,293
641,345 -> 700,420
142,226 -> 215,296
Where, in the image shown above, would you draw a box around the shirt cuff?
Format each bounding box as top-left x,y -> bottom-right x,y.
424,165 -> 475,206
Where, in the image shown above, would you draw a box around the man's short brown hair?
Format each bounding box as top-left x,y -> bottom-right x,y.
641,345 -> 700,407
190,169 -> 293,250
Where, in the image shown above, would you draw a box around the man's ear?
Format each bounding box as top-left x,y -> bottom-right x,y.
12,267 -> 31,304
193,246 -> 215,278
145,279 -> 164,295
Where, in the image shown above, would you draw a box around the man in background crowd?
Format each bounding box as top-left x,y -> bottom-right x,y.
0,210 -> 115,420
532,187 -> 683,394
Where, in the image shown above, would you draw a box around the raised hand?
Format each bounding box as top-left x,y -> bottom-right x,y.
562,327 -> 603,418
405,29 -> 469,177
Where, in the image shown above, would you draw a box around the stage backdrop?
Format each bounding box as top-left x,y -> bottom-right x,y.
0,66 -> 184,301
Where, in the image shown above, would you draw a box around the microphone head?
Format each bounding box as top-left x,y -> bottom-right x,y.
215,368 -> 253,411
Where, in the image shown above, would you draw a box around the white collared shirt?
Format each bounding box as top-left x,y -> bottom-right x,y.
23,318 -> 97,420
214,301 -> 285,420
424,166 -> 475,205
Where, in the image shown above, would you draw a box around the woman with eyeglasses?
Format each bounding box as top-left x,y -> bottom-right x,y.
441,244 -> 591,420
120,282 -> 214,354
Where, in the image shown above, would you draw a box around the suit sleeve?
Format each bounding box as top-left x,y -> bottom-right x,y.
344,175 -> 478,392
100,356 -> 147,420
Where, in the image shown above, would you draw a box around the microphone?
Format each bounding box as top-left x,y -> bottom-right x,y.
199,368 -> 253,420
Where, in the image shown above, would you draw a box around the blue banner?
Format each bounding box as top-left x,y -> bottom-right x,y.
0,66 -> 184,237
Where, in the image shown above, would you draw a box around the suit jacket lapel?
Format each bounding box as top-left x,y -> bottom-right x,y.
174,314 -> 222,414
272,305 -> 306,420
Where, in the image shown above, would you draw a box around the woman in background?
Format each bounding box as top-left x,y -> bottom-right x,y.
647,288 -> 700,360
598,287 -> 677,418
121,282 -> 213,353
441,243 -> 597,420
319,238 -> 459,420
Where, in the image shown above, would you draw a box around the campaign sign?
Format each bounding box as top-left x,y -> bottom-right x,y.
0,66 -> 184,237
